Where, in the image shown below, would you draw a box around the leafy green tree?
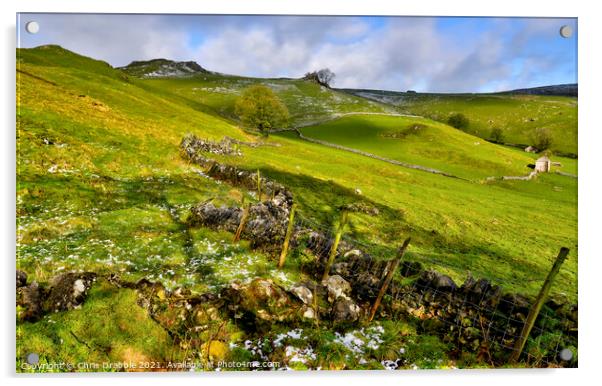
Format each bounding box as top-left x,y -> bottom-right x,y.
448,113 -> 470,130
490,127 -> 505,143
235,85 -> 289,134
532,127 -> 554,151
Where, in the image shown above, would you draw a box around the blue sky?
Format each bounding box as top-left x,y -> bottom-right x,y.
17,14 -> 577,92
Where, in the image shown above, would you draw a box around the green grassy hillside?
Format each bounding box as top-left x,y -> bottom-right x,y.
122,68 -> 395,127
17,45 -> 279,292
298,114 -> 546,180
342,90 -> 578,156
17,46 -> 578,369
17,44 -> 577,298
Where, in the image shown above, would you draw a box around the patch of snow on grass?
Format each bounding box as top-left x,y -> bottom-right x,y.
274,328 -> 304,347
285,345 -> 316,364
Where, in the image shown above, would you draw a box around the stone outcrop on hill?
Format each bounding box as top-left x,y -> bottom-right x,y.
119,59 -> 208,78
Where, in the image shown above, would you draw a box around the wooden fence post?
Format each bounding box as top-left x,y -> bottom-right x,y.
321,209 -> 349,282
313,283 -> 320,328
509,247 -> 570,363
233,204 -> 251,243
368,237 -> 411,322
256,169 -> 262,201
278,204 -> 297,268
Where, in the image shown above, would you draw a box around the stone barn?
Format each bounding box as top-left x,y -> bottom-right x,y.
535,156 -> 551,172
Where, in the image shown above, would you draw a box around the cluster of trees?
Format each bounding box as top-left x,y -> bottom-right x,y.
446,113 -> 554,151
490,126 -> 554,150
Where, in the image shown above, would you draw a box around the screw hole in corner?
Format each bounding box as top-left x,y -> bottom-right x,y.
25,21 -> 40,34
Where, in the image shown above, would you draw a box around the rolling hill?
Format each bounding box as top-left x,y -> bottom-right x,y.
298,114 -> 538,180
504,83 -> 577,97
17,44 -> 578,297
120,59 -> 396,127
341,88 -> 578,156
16,45 -> 578,369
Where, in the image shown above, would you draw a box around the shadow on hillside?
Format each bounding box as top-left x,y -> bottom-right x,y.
18,169 -> 555,291
248,166 -> 548,280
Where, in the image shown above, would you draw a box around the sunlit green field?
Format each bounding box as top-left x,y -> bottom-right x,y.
343,90 -> 578,156
299,114 -> 539,180
135,73 -> 394,127
16,45 -> 577,370
17,44 -> 577,299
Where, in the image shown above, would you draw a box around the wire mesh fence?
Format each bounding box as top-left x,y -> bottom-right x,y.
284,209 -> 577,368
180,139 -> 577,368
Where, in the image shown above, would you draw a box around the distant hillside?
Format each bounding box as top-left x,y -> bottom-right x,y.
296,114 -> 537,180
122,68 -> 394,127
340,83 -> 578,98
119,58 -> 209,78
340,87 -> 578,156
502,83 -> 578,97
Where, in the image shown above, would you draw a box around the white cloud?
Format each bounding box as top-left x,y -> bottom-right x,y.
20,14 -> 194,66
18,14 -> 577,92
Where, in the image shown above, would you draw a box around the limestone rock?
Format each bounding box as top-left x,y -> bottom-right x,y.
17,281 -> 42,322
332,262 -> 351,277
188,202 -> 242,231
189,192 -> 293,251
323,275 -> 351,302
44,272 -> 96,313
224,278 -> 295,324
419,270 -> 457,292
332,297 -> 361,322
16,270 -> 27,288
353,271 -> 381,300
290,284 -> 313,305
302,306 -> 316,319
179,135 -> 242,157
